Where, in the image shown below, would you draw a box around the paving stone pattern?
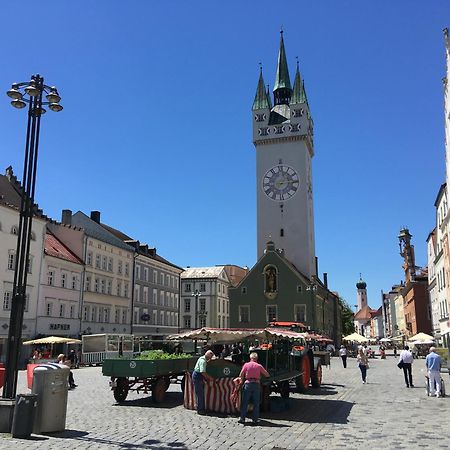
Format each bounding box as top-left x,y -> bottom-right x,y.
0,356 -> 449,449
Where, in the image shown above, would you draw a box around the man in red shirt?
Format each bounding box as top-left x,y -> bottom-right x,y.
238,352 -> 270,425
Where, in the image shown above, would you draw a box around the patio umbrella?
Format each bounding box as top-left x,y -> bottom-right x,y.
342,332 -> 368,343
379,338 -> 391,343
408,332 -> 434,342
23,336 -> 82,345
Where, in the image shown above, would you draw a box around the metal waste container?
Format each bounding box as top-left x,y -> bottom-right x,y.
32,363 -> 69,433
11,393 -> 38,438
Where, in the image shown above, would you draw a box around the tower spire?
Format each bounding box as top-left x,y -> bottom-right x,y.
273,30 -> 292,106
290,58 -> 303,104
252,65 -> 270,110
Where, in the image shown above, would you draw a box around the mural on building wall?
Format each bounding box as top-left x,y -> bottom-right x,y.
264,265 -> 278,300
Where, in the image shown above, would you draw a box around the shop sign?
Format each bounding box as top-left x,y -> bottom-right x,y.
49,323 -> 70,331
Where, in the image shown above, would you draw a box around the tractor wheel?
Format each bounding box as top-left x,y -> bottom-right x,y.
280,381 -> 290,399
296,356 -> 310,393
311,363 -> 323,388
153,377 -> 169,403
113,377 -> 129,403
261,385 -> 271,412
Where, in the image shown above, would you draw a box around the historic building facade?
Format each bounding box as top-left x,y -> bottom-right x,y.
229,33 -> 341,341
36,231 -> 84,337
180,266 -> 231,330
0,168 -> 47,362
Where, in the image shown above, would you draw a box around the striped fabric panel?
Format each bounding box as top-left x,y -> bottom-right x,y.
183,373 -> 241,413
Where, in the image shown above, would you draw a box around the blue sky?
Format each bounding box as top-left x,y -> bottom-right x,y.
0,1 -> 448,309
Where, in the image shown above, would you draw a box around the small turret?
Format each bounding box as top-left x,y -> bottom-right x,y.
252,67 -> 270,111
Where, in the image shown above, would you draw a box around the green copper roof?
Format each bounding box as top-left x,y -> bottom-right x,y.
252,69 -> 270,110
266,85 -> 272,109
273,32 -> 291,92
290,63 -> 303,104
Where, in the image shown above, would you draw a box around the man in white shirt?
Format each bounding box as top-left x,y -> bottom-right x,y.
399,345 -> 414,388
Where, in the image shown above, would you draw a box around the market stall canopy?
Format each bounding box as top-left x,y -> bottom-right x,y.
342,332 -> 368,343
408,332 -> 434,342
379,338 -> 391,342
23,336 -> 82,345
409,339 -> 434,345
167,327 -> 307,343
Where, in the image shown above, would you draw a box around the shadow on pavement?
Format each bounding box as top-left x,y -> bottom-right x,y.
111,392 -> 183,409
301,385 -> 339,396
262,397 -> 353,424
43,430 -> 188,449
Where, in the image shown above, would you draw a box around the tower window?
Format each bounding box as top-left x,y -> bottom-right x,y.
280,228 -> 284,237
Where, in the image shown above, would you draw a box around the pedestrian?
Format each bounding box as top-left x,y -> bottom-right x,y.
357,348 -> 369,383
398,345 -> 414,388
56,354 -> 77,389
68,349 -> 77,368
192,350 -> 215,415
238,352 -> 270,425
339,345 -> 348,368
393,345 -> 398,358
425,347 -> 442,397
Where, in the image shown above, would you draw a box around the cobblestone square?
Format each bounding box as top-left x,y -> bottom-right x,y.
0,356 -> 449,449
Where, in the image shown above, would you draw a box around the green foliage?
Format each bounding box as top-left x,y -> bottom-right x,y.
435,347 -> 449,364
135,350 -> 192,360
339,297 -> 355,336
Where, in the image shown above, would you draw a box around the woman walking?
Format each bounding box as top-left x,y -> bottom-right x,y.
339,345 -> 348,368
357,348 -> 369,383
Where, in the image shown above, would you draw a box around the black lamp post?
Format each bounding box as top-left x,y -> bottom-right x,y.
192,289 -> 201,329
3,75 -> 63,399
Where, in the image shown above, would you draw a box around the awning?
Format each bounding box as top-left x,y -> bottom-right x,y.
23,336 -> 82,345
167,327 -> 307,343
342,332 -> 368,343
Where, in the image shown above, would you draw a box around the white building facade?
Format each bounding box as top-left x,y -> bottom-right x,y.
36,231 -> 83,337
180,267 -> 230,330
131,245 -> 182,338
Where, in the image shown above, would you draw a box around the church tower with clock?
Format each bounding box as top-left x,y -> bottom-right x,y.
253,31 -> 316,279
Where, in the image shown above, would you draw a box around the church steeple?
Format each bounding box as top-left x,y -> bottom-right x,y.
273,30 -> 292,106
252,67 -> 270,111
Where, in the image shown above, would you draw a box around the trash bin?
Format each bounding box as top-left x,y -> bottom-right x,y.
11,393 -> 38,438
32,363 -> 69,433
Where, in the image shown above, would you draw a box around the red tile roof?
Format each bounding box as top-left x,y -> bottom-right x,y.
354,305 -> 377,320
44,232 -> 83,265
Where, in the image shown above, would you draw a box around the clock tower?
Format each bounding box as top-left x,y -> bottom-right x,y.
253,32 -> 316,278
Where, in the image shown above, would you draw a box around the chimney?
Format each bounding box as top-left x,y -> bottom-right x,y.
90,211 -> 101,224
61,209 -> 72,225
323,272 -> 328,289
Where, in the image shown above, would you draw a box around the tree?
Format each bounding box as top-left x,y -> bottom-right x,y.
339,297 -> 355,336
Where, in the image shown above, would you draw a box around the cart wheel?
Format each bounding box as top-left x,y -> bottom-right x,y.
164,376 -> 171,391
153,377 -> 168,403
280,381 -> 290,399
113,377 -> 129,403
261,385 -> 271,412
296,356 -> 310,393
311,363 -> 322,388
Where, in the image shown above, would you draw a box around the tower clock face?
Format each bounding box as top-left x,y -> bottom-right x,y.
262,165 -> 300,201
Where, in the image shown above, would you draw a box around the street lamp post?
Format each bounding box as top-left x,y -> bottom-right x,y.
192,289 -> 201,329
3,75 -> 63,399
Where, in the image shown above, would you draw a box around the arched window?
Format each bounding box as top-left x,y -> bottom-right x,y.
11,226 -> 18,235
